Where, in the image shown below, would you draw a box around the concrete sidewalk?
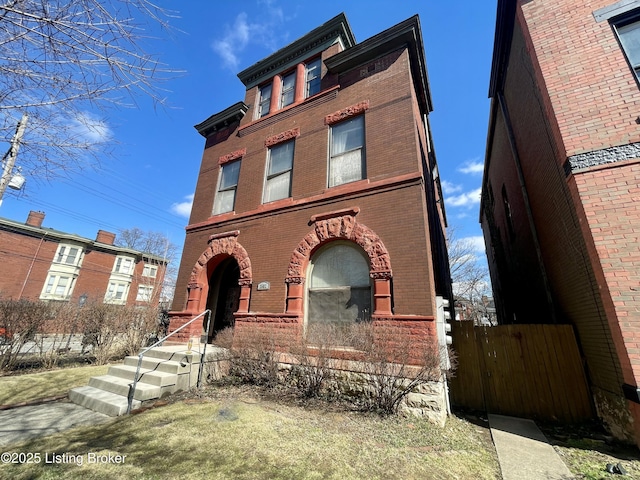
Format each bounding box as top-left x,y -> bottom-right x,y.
0,402 -> 110,447
489,413 -> 574,480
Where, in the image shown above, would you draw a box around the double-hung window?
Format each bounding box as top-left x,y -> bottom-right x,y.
42,274 -> 73,299
114,256 -> 134,275
614,15 -> 640,79
329,116 -> 365,187
280,71 -> 296,108
142,264 -> 158,278
136,285 -> 154,302
213,160 -> 241,215
264,141 -> 294,203
105,281 -> 129,304
305,58 -> 322,97
257,83 -> 272,118
55,245 -> 81,266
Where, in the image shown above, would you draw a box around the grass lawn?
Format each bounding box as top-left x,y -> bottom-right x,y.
0,364 -> 109,406
0,385 -> 501,480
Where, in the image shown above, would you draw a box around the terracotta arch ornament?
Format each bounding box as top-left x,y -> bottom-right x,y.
285,207 -> 393,315
185,230 -> 252,313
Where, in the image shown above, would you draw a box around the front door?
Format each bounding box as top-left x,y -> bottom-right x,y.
206,257 -> 240,341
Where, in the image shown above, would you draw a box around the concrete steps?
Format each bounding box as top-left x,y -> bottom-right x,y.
69,345 -> 204,416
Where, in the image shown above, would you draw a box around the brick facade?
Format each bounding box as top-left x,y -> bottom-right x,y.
0,211 -> 167,307
483,0 -> 640,443
170,14 -> 451,363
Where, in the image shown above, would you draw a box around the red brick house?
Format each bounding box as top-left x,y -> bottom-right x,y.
482,0 -> 640,442
0,211 -> 167,307
169,14 -> 452,358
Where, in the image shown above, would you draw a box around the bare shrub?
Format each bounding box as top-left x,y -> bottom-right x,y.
119,306 -> 160,356
227,328 -> 280,388
0,300 -> 46,371
288,324 -> 343,398
79,303 -> 131,364
351,323 -> 445,415
211,327 -> 234,350
35,302 -> 81,369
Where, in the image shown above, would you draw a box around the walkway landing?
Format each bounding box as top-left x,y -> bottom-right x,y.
489,414 -> 574,480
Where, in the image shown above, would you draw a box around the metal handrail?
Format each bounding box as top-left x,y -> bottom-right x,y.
127,309 -> 211,414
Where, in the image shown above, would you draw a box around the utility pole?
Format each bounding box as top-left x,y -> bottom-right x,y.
0,112 -> 29,204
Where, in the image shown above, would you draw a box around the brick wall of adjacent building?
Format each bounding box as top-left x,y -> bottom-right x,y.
0,228 -> 57,300
519,0 -> 640,158
0,217 -> 167,307
483,0 -> 640,442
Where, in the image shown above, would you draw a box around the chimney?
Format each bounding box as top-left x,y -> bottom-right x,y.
26,211 -> 45,228
96,230 -> 116,245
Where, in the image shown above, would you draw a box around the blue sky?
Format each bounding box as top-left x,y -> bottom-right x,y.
1,0 -> 497,265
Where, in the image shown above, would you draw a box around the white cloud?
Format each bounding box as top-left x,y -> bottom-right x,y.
447,187 -> 481,208
461,235 -> 486,253
441,180 -> 462,195
211,4 -> 287,71
70,112 -> 112,143
458,160 -> 484,175
170,194 -> 194,218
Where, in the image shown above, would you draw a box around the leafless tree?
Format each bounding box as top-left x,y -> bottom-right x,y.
0,0 -> 179,190
447,226 -> 492,322
115,227 -> 178,305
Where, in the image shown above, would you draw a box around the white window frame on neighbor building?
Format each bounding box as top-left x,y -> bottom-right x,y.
54,244 -> 82,266
104,281 -> 130,305
213,160 -> 241,215
113,256 -> 135,275
41,274 -> 75,300
136,285 -> 154,302
613,12 -> 640,80
329,115 -> 366,187
257,83 -> 272,118
142,264 -> 158,278
263,140 -> 294,203
305,57 -> 322,97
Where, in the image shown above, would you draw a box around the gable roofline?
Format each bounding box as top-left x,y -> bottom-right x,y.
237,13 -> 356,90
324,15 -> 433,113
0,216 -> 168,263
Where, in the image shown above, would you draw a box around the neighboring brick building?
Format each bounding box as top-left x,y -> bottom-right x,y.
0,211 -> 167,307
170,14 -> 451,358
482,0 -> 640,442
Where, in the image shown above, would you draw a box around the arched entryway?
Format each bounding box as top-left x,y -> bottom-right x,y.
180,231 -> 252,343
206,256 -> 241,340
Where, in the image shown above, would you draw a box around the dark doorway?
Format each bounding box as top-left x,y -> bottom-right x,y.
206,257 -> 240,341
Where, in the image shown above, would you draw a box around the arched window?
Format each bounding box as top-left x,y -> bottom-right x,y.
307,242 -> 372,328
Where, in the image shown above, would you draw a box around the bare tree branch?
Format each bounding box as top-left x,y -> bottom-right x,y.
0,0 -> 181,190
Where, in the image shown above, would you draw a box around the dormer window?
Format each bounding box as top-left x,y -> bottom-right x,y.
280,71 -> 296,108
305,58 -> 322,97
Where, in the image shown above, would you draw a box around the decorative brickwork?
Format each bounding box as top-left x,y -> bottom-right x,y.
264,127 -> 300,147
182,231 -> 253,314
285,208 -> 392,315
324,100 -> 370,125
218,148 -> 246,165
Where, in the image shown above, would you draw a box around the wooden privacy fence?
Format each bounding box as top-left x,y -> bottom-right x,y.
449,322 -> 594,422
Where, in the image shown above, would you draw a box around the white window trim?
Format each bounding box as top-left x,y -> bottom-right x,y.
263,141 -> 294,203
53,243 -> 83,267
104,281 -> 130,305
328,116 -> 366,188
136,285 -> 155,302
113,255 -> 135,275
40,274 -> 76,301
213,160 -> 241,215
142,264 -> 158,278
